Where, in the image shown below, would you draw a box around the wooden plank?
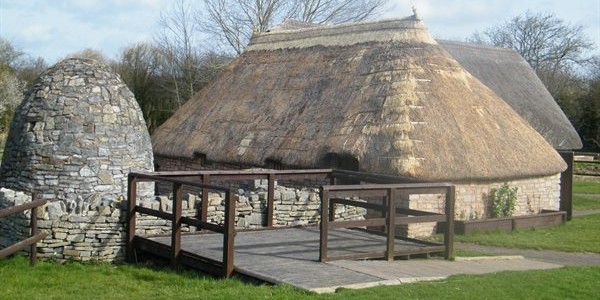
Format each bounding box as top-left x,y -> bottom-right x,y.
181,217 -> 225,233
30,204 -> 39,266
267,173 -> 275,227
331,198 -> 382,210
136,206 -> 173,221
386,188 -> 395,261
0,232 -> 47,258
319,188 -> 329,262
329,190 -> 387,198
171,183 -> 183,268
201,174 -> 210,225
323,182 -> 454,192
126,175 -> 137,263
560,151 -> 574,220
0,199 -> 47,218
223,190 -> 235,277
395,207 -> 442,216
395,215 -> 446,224
328,218 -> 386,229
134,236 -> 171,258
180,251 -> 226,277
444,186 -> 455,259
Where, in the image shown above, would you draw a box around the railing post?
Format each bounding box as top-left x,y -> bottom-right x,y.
223,189 -> 235,277
444,185 -> 455,260
267,173 -> 275,227
385,188 -> 396,261
126,174 -> 137,263
171,183 -> 183,268
201,174 -> 210,227
319,187 -> 329,262
559,151 -> 574,221
30,193 -> 38,266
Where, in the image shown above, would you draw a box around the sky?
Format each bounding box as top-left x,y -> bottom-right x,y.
1,0 -> 599,64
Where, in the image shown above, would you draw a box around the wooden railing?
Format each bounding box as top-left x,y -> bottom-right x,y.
147,169 -> 335,229
127,169 -> 451,277
319,183 -> 455,262
126,172 -> 236,277
0,198 -> 48,265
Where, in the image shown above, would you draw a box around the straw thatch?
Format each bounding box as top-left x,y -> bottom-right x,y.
439,40 -> 582,150
152,15 -> 566,181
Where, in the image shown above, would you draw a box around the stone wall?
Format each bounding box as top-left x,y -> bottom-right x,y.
0,182 -> 366,262
405,174 -> 562,237
0,58 -> 154,205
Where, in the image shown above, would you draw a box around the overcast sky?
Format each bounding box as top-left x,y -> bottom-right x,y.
1,0 -> 599,64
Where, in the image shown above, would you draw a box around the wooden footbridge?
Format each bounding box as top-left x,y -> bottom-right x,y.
126,169 -> 455,286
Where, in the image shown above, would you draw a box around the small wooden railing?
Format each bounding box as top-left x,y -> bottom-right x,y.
319,183 -> 455,262
148,169 -> 335,229
127,169 -> 449,277
0,198 -> 48,265
127,172 -> 236,277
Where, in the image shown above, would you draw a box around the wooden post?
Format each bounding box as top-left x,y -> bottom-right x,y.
171,183 -> 183,268
126,175 -> 137,263
223,189 -> 235,277
319,187 -> 329,262
385,188 -> 395,261
201,174 -> 210,225
444,185 -> 455,260
267,173 -> 275,227
30,203 -> 38,266
559,151 -> 574,221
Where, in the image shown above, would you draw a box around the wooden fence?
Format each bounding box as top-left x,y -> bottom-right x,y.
0,198 -> 47,265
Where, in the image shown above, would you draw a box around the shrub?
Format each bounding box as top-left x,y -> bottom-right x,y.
489,183 -> 518,218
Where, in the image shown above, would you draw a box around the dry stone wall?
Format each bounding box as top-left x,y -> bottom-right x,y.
0,58 -> 154,262
0,58 -> 154,203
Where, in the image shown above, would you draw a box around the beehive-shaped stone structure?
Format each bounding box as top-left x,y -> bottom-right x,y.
0,58 -> 153,205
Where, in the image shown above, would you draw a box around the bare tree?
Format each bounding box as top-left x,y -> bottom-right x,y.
155,0 -> 207,107
199,0 -> 387,54
288,0 -> 386,24
469,11 -> 594,73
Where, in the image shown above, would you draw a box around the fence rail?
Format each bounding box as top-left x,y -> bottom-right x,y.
573,152 -> 600,177
319,183 -> 455,262
0,198 -> 47,265
127,169 -> 454,277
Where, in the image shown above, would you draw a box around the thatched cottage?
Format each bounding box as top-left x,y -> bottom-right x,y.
152,15 -> 568,226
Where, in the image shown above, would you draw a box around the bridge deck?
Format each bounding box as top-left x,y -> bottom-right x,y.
144,227 -> 440,290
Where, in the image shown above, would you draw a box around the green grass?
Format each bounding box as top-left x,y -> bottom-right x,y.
573,180 -> 600,194
573,194 -> 600,210
1,255 -> 598,299
454,214 -> 600,253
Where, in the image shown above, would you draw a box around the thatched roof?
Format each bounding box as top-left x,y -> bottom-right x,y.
152,15 -> 566,181
439,40 -> 582,150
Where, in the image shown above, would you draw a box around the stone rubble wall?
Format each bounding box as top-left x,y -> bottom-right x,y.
405,174 -> 562,238
0,183 -> 366,262
0,58 -> 154,213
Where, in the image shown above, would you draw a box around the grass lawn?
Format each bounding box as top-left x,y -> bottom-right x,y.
0,255 -> 598,299
573,180 -> 600,210
573,194 -> 600,210
573,180 -> 600,194
454,214 -> 600,253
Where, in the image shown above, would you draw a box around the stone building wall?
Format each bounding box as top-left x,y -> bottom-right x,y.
405,174 -> 562,237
